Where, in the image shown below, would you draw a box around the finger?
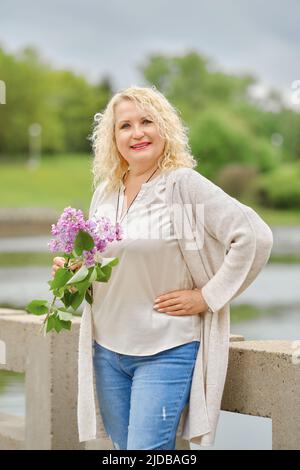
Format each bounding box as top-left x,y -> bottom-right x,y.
52,266 -> 61,277
52,264 -> 63,275
54,261 -> 64,269
156,290 -> 182,301
161,309 -> 187,316
155,298 -> 181,308
70,263 -> 81,271
68,259 -> 82,268
156,303 -> 183,312
155,294 -> 182,305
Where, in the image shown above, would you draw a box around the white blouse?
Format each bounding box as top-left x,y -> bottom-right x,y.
91,170 -> 201,355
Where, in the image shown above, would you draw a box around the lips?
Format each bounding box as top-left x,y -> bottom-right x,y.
130,142 -> 151,149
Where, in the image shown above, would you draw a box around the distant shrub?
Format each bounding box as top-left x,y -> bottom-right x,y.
215,164 -> 258,200
255,163 -> 300,209
189,107 -> 279,180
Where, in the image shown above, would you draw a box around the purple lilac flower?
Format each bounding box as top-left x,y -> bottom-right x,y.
48,206 -> 122,268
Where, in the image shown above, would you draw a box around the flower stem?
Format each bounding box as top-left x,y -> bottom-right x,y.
40,256 -> 84,335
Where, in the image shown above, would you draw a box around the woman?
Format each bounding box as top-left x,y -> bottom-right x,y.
52,85 -> 273,450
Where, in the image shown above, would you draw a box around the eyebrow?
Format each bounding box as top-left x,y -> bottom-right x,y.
117,115 -> 151,125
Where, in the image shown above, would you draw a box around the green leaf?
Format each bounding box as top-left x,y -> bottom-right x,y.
89,266 -> 97,284
60,320 -> 72,331
95,265 -> 107,282
57,310 -> 73,322
66,264 -> 89,285
74,230 -> 95,255
46,313 -> 72,333
100,265 -> 112,281
101,257 -> 119,268
85,288 -> 93,305
61,289 -> 74,307
70,266 -> 93,294
70,289 -> 86,310
54,316 -> 64,333
57,305 -> 75,313
46,315 -> 56,332
26,300 -> 49,316
51,267 -> 73,289
73,278 -> 90,296
53,286 -> 65,298
94,257 -> 119,283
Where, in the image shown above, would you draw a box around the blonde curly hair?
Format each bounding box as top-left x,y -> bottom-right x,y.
89,85 -> 197,193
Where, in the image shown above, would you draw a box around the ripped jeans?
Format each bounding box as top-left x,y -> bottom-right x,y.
92,339 -> 200,450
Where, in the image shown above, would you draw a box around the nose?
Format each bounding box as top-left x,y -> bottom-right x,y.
132,124 -> 145,138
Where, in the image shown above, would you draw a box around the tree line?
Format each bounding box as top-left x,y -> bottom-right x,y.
1,46 -> 299,207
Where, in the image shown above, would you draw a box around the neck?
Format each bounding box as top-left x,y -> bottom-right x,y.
128,163 -> 158,178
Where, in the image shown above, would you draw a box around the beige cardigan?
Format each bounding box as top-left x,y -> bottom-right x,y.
77,167 -> 273,447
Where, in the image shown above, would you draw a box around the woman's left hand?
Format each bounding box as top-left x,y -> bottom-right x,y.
153,288 -> 209,316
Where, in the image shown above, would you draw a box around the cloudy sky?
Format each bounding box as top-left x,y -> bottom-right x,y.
1,0 -> 300,97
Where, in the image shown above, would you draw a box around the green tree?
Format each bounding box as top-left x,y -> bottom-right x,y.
0,45 -> 113,157
189,106 -> 278,179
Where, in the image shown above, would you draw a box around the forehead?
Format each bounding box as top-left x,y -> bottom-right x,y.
114,99 -> 150,123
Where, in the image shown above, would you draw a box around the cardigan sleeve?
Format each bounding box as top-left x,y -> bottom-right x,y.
175,168 -> 273,314
200,191 -> 273,313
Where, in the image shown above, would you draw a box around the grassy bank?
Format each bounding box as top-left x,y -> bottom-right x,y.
0,153 -> 94,213
1,153 -> 300,225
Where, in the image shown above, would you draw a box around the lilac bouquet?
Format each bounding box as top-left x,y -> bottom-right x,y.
26,207 -> 122,335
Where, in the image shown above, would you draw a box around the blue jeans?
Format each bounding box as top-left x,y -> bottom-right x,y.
93,340 -> 200,450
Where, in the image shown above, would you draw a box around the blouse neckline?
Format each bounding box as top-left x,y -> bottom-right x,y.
119,170 -> 166,191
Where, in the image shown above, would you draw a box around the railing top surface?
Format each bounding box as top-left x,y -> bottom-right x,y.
230,339 -> 298,355
0,309 -> 81,325
0,309 -> 297,354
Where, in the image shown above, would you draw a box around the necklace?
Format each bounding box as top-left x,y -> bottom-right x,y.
115,166 -> 159,224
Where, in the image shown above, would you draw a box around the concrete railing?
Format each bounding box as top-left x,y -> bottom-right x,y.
0,309 -> 83,450
0,309 -> 299,450
222,338 -> 300,450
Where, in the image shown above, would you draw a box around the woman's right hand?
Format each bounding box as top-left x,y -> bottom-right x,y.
51,257 -> 83,293
51,256 -> 66,278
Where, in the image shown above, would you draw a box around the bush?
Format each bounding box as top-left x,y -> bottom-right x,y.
255,163 -> 300,209
189,107 -> 278,180
215,164 -> 258,200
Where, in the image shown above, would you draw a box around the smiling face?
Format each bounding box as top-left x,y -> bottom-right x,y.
114,98 -> 165,172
